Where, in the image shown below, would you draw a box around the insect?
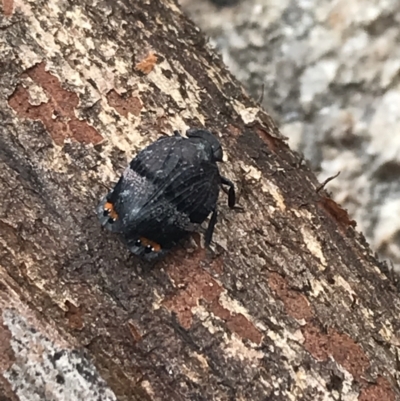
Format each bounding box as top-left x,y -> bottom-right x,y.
97,128 -> 235,260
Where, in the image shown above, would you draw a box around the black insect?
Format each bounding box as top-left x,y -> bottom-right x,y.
97,128 -> 235,260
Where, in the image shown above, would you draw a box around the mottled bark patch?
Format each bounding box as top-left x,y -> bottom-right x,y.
106,90 -> 142,118
226,124 -> 242,138
318,196 -> 357,229
254,125 -> 283,154
269,272 -> 371,381
268,272 -> 313,320
127,320 -> 142,344
2,0 -> 13,16
64,301 -> 84,331
359,376 -> 396,401
208,299 -> 262,344
303,323 -> 370,380
164,251 -> 262,344
8,62 -> 102,145
135,52 -> 158,74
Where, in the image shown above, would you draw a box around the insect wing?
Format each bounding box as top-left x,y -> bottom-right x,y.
131,162 -> 220,239
165,161 -> 220,222
130,136 -> 183,183
126,138 -> 212,215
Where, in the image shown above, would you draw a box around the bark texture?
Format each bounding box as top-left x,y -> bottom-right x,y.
1,0 -> 400,400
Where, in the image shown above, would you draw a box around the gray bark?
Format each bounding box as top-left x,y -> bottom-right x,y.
0,0 -> 400,400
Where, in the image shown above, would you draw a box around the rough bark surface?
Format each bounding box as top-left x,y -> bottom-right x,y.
1,1 -> 400,400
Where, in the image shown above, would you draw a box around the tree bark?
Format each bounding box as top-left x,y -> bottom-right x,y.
1,0 -> 400,400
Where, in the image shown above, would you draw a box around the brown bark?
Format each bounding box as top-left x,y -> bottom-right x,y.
1,0 -> 400,400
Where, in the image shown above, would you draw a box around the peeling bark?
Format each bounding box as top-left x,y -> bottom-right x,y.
1,0 -> 400,400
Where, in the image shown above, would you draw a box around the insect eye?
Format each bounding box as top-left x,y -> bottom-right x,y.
144,245 -> 153,253
135,239 -> 141,246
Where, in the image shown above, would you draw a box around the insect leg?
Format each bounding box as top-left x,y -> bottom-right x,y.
205,208 -> 218,246
221,176 -> 235,208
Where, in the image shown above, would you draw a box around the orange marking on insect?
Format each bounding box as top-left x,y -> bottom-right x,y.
139,237 -> 161,252
104,201 -> 119,220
